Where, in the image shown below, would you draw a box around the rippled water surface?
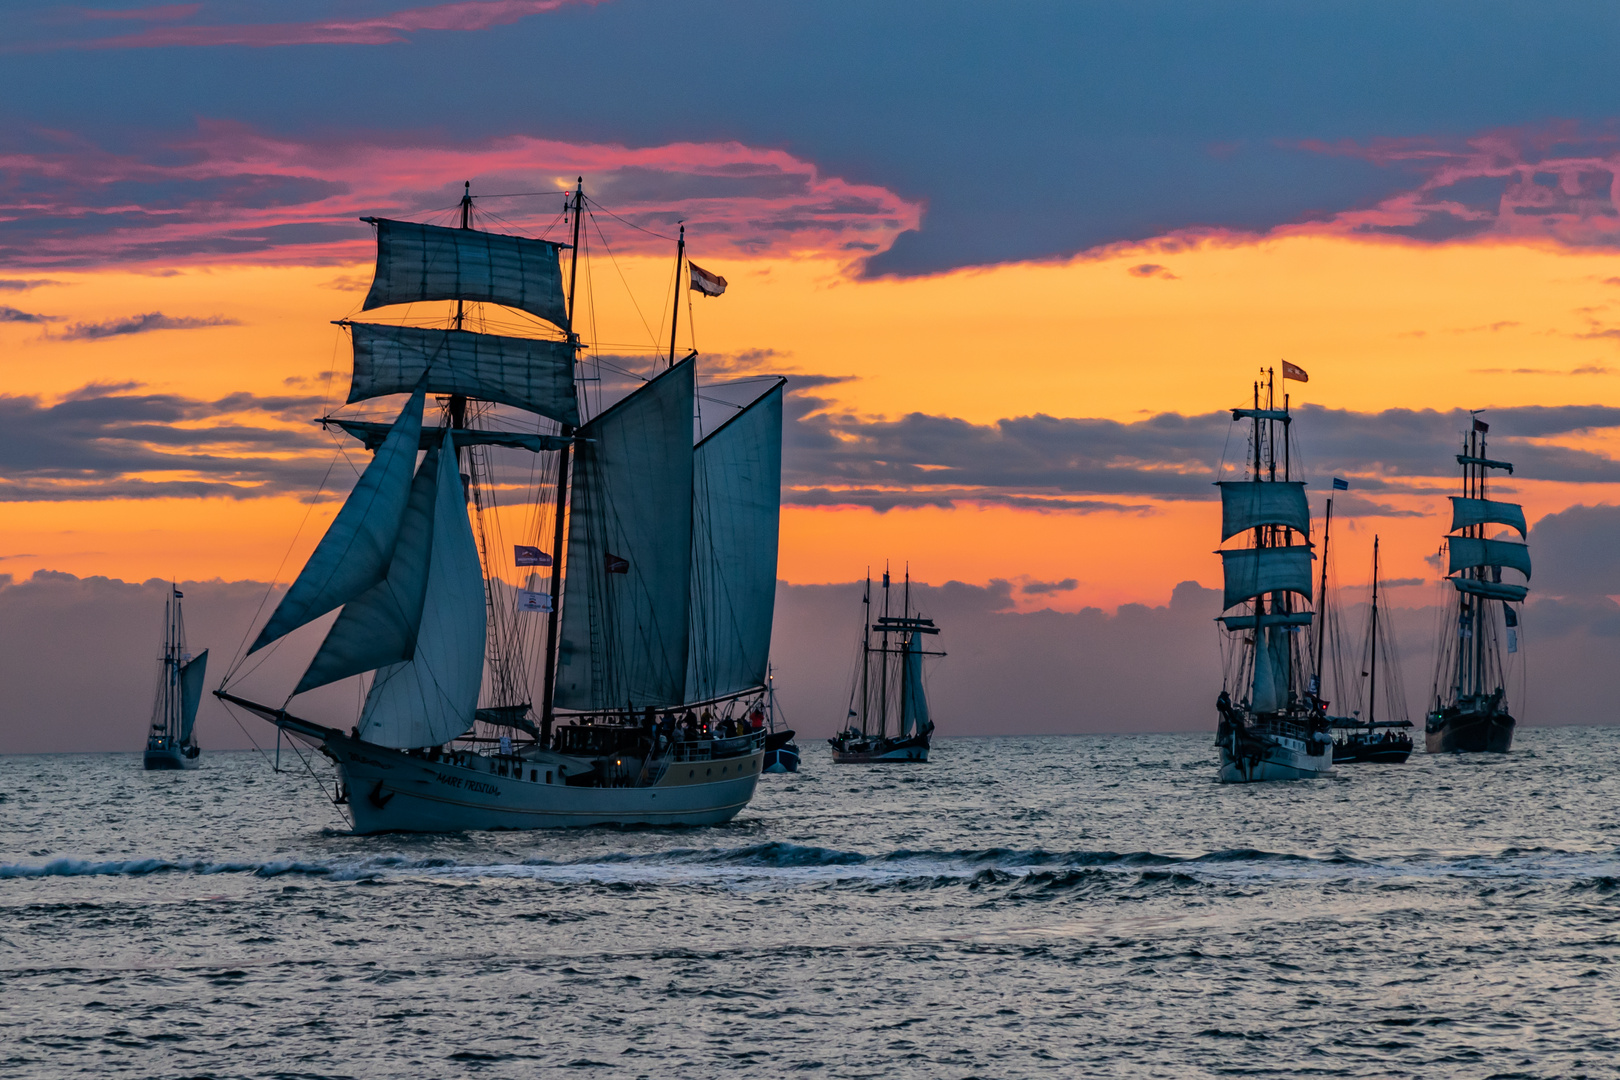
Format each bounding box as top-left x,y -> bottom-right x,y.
5,730 -> 1620,1078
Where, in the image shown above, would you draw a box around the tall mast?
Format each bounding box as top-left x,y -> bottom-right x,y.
668,224 -> 685,368
449,180 -> 472,432
540,177 -> 585,744
1313,495 -> 1333,697
900,566 -> 910,733
1369,535 -> 1380,725
879,565 -> 891,739
860,570 -> 871,736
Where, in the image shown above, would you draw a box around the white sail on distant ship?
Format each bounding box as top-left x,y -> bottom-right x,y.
218,181 -> 785,832
144,586 -> 206,770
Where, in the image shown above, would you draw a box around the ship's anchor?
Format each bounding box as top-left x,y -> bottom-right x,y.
368,781 -> 395,810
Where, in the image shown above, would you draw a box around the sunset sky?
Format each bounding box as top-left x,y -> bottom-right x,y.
5,0 -> 1620,625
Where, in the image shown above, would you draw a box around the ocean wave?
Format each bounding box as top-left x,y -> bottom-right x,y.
5,844 -> 1617,891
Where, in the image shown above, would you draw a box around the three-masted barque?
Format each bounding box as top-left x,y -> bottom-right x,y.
218,181 -> 786,832
829,567 -> 941,763
144,585 -> 207,770
1214,370 -> 1334,782
1425,416 -> 1528,753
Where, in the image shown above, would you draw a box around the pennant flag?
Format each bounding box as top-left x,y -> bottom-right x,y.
1281,360 -> 1309,383
689,262 -> 727,297
1503,606 -> 1518,627
517,590 -> 552,612
604,552 -> 629,574
1473,417 -> 1490,433
513,545 -> 552,567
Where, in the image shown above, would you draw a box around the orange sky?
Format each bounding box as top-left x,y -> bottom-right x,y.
4,233 -> 1618,610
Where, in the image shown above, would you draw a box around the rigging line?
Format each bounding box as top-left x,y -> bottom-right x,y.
581,194 -> 678,242
584,207 -> 659,348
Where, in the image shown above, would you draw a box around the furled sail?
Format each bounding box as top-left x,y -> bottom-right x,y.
900,632 -> 931,736
347,322 -> 578,426
327,417 -> 571,454
177,650 -> 208,744
1452,577 -> 1529,602
1218,481 -> 1310,542
1449,496 -> 1527,539
249,386 -> 425,653
293,440 -> 443,695
361,218 -> 569,331
1447,536 -> 1532,581
555,358 -> 696,710
685,381 -> 784,703
1219,546 -> 1315,611
356,432 -> 486,749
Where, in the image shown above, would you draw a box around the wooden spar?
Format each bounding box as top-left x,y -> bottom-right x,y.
668,224 -> 685,368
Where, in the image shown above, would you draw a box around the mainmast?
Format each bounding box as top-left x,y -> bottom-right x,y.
540,177 -> 585,744
878,566 -> 891,739
668,224 -> 685,368
1369,535 -> 1380,725
1312,494 -> 1334,699
860,571 -> 871,736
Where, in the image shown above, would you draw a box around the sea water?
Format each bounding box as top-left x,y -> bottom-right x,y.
3,730 -> 1618,1078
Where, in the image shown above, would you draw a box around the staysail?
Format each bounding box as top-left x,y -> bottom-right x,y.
357,431 -> 486,749
178,649 -> 207,744
293,439 -> 444,695
685,381 -> 784,703
554,357 -> 696,710
900,632 -> 931,736
249,386 -> 425,654
1218,481 -> 1310,542
361,218 -> 569,331
347,323 -> 578,426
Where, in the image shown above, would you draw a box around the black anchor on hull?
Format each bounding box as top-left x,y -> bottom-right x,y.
368,780 -> 395,810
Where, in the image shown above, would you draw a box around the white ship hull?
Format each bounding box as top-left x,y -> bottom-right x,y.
1217,729 -> 1333,783
330,734 -> 764,834
143,739 -> 199,770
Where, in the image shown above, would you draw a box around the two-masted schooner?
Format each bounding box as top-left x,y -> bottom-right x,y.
217,181 -> 786,832
1214,369 -> 1334,782
1426,416 -> 1528,753
144,586 -> 207,770
829,567 -> 941,763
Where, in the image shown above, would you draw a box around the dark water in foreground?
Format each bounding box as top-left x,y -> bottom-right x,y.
3,731 -> 1619,1079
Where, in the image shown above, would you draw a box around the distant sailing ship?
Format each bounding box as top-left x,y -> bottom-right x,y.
144,586 -> 207,770
829,568 -> 941,763
1426,415 -> 1528,754
218,181 -> 786,832
1214,368 -> 1334,782
1329,536 -> 1414,764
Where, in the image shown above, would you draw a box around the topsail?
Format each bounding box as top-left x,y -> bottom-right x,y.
1218,481 -> 1310,542
361,218 -> 569,331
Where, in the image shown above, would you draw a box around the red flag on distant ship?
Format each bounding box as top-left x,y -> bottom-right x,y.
689,262 -> 727,297
1473,417 -> 1490,433
604,552 -> 629,574
1281,361 -> 1309,383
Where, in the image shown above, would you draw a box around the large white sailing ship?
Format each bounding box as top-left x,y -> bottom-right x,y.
1214,370 -> 1334,782
217,182 -> 785,832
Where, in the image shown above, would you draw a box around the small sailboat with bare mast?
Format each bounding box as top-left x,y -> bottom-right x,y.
829,567 -> 941,763
1330,536 -> 1414,763
216,180 -> 786,832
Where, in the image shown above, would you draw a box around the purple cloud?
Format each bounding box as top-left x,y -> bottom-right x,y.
56,312 -> 239,340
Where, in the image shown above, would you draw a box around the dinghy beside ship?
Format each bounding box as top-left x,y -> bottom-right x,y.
217,181 -> 786,832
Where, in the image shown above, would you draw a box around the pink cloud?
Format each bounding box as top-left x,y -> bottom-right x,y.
53,0 -> 592,48
76,4 -> 203,21
0,122 -> 924,271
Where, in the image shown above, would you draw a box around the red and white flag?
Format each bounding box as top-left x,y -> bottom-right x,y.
1281,360 -> 1309,383
688,262 -> 727,297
